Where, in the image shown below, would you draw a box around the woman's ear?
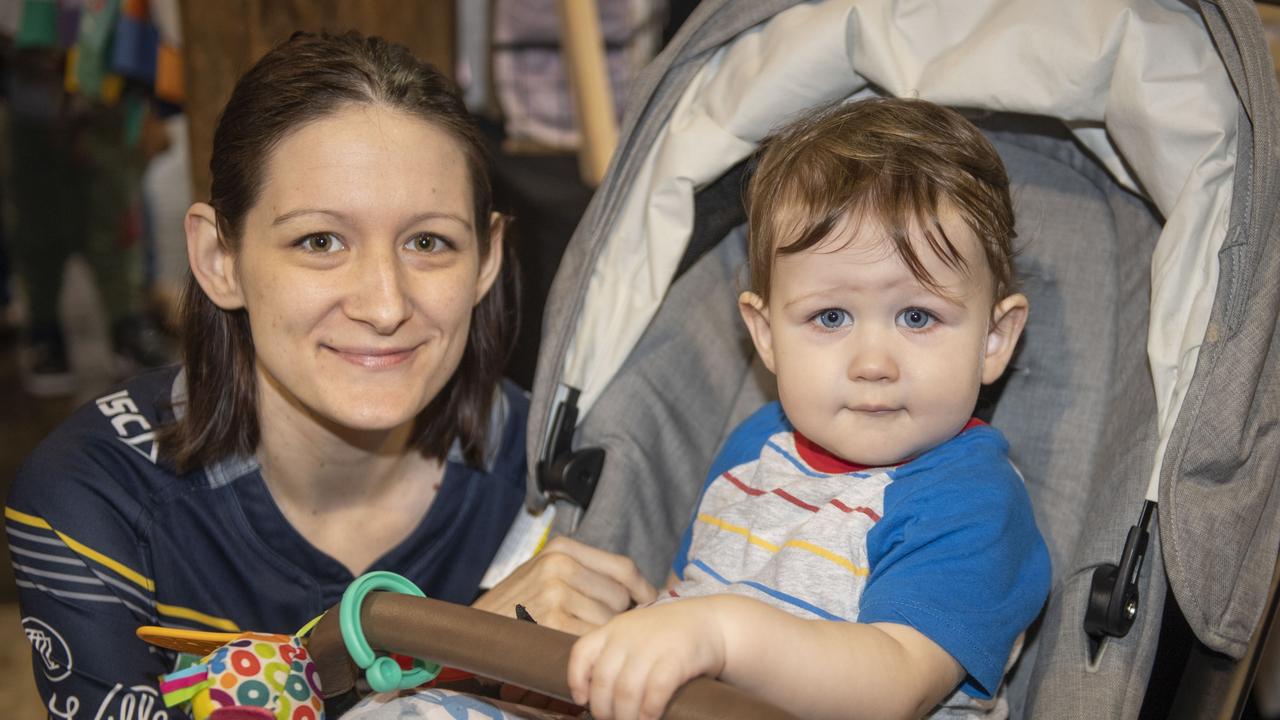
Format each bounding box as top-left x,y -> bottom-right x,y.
473,211 -> 506,305
738,291 -> 777,374
186,202 -> 245,310
982,293 -> 1029,384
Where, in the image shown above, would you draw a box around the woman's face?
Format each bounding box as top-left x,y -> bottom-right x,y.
227,104 -> 500,435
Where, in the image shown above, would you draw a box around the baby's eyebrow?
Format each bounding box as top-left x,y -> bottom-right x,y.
922,286 -> 969,308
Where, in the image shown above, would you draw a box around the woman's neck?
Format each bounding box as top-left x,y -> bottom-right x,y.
251,366 -> 445,574
253,366 -> 429,512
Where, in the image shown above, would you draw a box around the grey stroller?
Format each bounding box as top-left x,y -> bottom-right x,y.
313,1 -> 1280,717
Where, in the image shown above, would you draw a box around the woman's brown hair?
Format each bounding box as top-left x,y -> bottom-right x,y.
747,97 -> 1017,305
164,31 -> 516,472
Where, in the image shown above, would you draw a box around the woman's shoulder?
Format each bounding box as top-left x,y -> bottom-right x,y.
9,367 -> 189,526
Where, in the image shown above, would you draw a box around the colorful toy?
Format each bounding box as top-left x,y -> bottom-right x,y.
144,629 -> 324,720
137,572 -> 468,720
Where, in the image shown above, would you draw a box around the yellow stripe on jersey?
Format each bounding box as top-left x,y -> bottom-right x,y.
155,603 -> 241,633
696,513 -> 870,577
8,506 -> 155,589
5,506 -> 52,530
7,506 -> 240,632
53,530 -> 157,591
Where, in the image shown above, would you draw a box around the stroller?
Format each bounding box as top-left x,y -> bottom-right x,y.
312,0 -> 1280,717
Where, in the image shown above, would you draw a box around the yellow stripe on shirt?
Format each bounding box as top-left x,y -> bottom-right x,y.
8,506 -> 154,589
7,506 -> 240,632
52,530 -> 157,591
696,513 -> 869,577
156,603 -> 241,632
697,513 -> 781,552
5,506 -> 52,530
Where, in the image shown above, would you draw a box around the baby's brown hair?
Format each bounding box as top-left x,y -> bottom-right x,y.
746,97 -> 1017,305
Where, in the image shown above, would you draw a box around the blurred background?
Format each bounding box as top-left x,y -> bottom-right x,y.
0,1 -> 1276,717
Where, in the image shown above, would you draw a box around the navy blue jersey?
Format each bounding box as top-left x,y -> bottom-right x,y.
7,367 -> 529,720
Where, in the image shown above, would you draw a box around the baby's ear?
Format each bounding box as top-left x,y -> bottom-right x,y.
982,293 -> 1029,384
738,291 -> 777,374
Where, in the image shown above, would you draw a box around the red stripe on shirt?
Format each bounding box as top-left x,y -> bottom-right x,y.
722,471 -> 765,496
830,498 -> 881,522
771,488 -> 820,512
723,471 -> 879,519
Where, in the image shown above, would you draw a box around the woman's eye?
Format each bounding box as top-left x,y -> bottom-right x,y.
405,233 -> 450,253
298,233 -> 344,253
898,307 -> 935,330
815,309 -> 850,329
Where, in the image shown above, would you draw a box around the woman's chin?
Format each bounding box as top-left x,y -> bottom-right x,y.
312,397 -> 426,437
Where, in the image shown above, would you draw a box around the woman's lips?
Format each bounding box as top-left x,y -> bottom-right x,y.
326,345 -> 418,369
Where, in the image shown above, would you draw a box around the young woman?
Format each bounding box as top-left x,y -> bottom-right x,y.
6,32 -> 653,719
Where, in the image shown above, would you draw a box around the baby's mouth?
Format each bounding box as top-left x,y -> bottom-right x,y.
849,405 -> 901,415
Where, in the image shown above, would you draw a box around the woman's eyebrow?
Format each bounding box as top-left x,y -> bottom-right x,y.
403,211 -> 473,232
272,208 -> 347,226
271,208 -> 472,232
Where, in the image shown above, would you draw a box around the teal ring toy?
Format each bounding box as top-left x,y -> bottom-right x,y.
339,571 -> 441,693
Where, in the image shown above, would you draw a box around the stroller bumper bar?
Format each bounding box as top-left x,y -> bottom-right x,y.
309,590 -> 801,720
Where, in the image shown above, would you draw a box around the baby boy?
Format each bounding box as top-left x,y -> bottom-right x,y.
568,97 -> 1052,720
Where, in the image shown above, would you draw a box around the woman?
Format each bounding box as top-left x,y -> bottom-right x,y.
6,32 -> 653,719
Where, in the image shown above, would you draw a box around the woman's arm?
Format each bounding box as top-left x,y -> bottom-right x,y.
568,594 -> 963,720
7,505 -> 186,720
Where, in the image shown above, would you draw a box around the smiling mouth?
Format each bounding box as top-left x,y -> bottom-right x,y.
326,345 -> 419,369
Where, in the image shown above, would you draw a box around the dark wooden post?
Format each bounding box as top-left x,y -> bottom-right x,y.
176,0 -> 455,200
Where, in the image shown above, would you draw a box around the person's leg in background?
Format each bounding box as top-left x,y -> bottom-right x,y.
79,97 -> 171,375
7,109 -> 79,396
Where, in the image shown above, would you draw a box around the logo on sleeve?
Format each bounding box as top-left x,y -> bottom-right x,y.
94,683 -> 167,720
96,390 -> 158,464
22,616 -> 72,682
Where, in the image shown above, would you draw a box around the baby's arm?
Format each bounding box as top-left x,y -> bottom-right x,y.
567,593 -> 962,720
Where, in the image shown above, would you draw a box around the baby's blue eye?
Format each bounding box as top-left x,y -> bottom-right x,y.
816,309 -> 850,329
898,307 -> 934,329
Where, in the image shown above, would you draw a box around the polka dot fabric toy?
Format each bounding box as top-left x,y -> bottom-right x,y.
158,632 -> 325,720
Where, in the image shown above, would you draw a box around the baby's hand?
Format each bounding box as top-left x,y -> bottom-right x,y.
567,597 -> 728,720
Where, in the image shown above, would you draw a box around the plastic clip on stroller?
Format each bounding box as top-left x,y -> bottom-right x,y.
537,385 -> 605,509
1084,501 -> 1157,645
340,571 -> 441,692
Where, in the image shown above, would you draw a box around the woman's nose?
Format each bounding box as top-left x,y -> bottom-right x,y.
344,247 -> 412,334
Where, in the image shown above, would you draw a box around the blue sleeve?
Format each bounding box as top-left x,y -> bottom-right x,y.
6,409 -> 186,719
858,427 -> 1051,699
671,402 -> 789,579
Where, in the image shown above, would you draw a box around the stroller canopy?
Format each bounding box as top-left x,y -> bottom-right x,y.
528,0 -> 1280,715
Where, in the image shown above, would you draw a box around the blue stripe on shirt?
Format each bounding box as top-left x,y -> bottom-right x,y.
764,440 -> 828,478
690,558 -> 846,621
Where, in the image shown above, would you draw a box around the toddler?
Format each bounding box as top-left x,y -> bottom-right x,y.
567,97 -> 1052,720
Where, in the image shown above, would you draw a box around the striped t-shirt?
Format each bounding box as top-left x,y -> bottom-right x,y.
671,402 -> 1050,703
